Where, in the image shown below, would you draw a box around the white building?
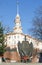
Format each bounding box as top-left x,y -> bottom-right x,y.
5,1 -> 42,51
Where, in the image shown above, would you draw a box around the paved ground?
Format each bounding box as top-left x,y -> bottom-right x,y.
0,63 -> 42,65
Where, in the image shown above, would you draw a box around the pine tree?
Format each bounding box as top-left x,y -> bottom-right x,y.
0,22 -> 6,56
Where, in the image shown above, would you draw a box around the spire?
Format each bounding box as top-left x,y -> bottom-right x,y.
17,0 -> 19,16
13,0 -> 23,33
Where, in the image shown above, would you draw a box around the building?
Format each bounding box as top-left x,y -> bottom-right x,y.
4,1 -> 42,62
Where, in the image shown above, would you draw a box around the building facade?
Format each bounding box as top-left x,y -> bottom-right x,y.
4,1 -> 42,62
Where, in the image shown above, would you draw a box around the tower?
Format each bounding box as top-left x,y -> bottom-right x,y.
13,0 -> 23,33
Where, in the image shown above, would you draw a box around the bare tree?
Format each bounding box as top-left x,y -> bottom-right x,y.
4,26 -> 11,34
31,6 -> 42,40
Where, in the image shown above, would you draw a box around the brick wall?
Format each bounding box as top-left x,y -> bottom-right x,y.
4,51 -> 21,62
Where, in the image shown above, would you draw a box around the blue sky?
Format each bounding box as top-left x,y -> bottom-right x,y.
0,0 -> 42,35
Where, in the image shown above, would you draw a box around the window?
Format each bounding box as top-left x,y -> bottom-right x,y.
9,36 -> 11,39
8,36 -> 11,39
17,36 -> 19,38
14,36 -> 16,39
